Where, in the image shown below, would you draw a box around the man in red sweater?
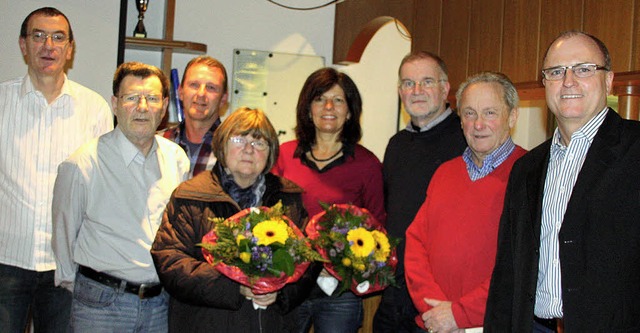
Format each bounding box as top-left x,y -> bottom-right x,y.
405,72 -> 526,333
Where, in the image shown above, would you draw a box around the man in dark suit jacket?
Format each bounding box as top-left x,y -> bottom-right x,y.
485,31 -> 640,332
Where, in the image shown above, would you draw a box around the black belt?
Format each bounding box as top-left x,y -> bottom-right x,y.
79,265 -> 162,299
534,316 -> 563,332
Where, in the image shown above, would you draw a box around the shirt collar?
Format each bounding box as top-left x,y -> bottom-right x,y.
114,126 -> 158,166
551,106 -> 608,149
177,118 -> 221,143
20,73 -> 74,101
463,137 -> 515,180
405,107 -> 452,133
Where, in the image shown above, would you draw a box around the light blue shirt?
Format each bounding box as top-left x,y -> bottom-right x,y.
52,127 -> 189,290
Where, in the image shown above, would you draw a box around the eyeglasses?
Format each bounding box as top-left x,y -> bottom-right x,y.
312,96 -> 346,106
28,31 -> 69,45
399,79 -> 446,91
229,136 -> 269,151
119,93 -> 163,107
541,63 -> 608,81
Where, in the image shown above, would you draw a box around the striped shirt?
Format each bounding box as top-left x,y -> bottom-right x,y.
534,107 -> 608,318
462,137 -> 515,181
160,119 -> 219,178
0,75 -> 113,271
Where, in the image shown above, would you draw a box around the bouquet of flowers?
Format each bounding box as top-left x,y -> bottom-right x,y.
306,203 -> 399,296
199,201 -> 324,294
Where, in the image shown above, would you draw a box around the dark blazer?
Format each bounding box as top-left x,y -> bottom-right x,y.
484,109 -> 640,332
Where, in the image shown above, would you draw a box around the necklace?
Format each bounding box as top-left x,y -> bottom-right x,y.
309,147 -> 343,162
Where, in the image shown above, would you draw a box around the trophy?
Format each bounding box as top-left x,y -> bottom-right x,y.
133,0 -> 149,38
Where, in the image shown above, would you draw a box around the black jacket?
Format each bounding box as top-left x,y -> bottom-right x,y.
484,109 -> 640,332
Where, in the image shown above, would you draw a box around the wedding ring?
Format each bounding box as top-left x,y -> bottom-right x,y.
427,328 -> 434,333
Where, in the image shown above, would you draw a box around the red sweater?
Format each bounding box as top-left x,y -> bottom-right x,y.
272,140 -> 385,224
405,146 -> 526,328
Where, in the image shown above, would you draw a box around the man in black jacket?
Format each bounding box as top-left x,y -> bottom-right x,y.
485,31 -> 640,332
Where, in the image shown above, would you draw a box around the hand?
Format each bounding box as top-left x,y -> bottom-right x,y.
239,285 -> 278,307
422,298 -> 459,333
252,291 -> 278,307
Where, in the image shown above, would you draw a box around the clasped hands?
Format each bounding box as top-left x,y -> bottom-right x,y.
422,298 -> 463,333
239,285 -> 278,307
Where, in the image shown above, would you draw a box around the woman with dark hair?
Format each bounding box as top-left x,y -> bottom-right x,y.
272,68 -> 385,333
152,107 -> 320,332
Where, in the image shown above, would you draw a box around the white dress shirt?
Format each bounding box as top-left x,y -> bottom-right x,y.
0,75 -> 113,271
535,107 -> 608,318
52,127 -> 189,290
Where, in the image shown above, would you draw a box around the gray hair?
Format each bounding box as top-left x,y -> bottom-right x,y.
456,71 -> 519,110
398,51 -> 449,82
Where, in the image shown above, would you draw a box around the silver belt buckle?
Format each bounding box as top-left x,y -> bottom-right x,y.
138,283 -> 149,299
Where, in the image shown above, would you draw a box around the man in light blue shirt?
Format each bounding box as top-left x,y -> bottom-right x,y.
52,62 -> 189,332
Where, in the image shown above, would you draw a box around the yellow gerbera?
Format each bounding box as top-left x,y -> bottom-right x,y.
253,219 -> 289,246
347,227 -> 375,257
371,230 -> 390,262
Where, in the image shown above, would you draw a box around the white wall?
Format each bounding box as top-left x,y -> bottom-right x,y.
1,0 -> 335,104
336,20 -> 411,160
122,0 -> 334,99
512,100 -> 548,150
123,0 -> 335,124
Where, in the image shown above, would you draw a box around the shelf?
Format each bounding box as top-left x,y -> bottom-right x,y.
125,37 -> 207,54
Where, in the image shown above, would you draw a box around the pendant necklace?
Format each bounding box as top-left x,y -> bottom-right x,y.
310,147 -> 343,162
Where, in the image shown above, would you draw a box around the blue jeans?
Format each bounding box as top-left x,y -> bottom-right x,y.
0,263 -> 72,333
296,292 -> 363,333
71,273 -> 168,332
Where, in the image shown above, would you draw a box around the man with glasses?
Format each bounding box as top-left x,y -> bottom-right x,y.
52,62 -> 189,332
374,51 -> 466,333
485,31 -> 640,332
160,56 -> 228,178
0,7 -> 113,332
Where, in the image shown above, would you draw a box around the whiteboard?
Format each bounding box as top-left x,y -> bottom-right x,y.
230,49 -> 325,144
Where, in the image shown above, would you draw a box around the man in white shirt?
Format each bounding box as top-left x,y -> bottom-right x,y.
0,7 -> 113,332
52,62 -> 189,332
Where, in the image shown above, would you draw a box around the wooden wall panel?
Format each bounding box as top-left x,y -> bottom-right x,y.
334,0 -> 640,84
538,0 -> 585,69
439,0 -> 472,89
466,0 -> 504,76
411,0 -> 442,54
333,0 -> 415,64
633,0 -> 640,70
583,0 -> 634,72
501,0 -> 541,82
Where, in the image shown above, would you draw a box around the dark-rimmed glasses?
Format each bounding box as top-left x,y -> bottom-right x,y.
541,63 -> 608,81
